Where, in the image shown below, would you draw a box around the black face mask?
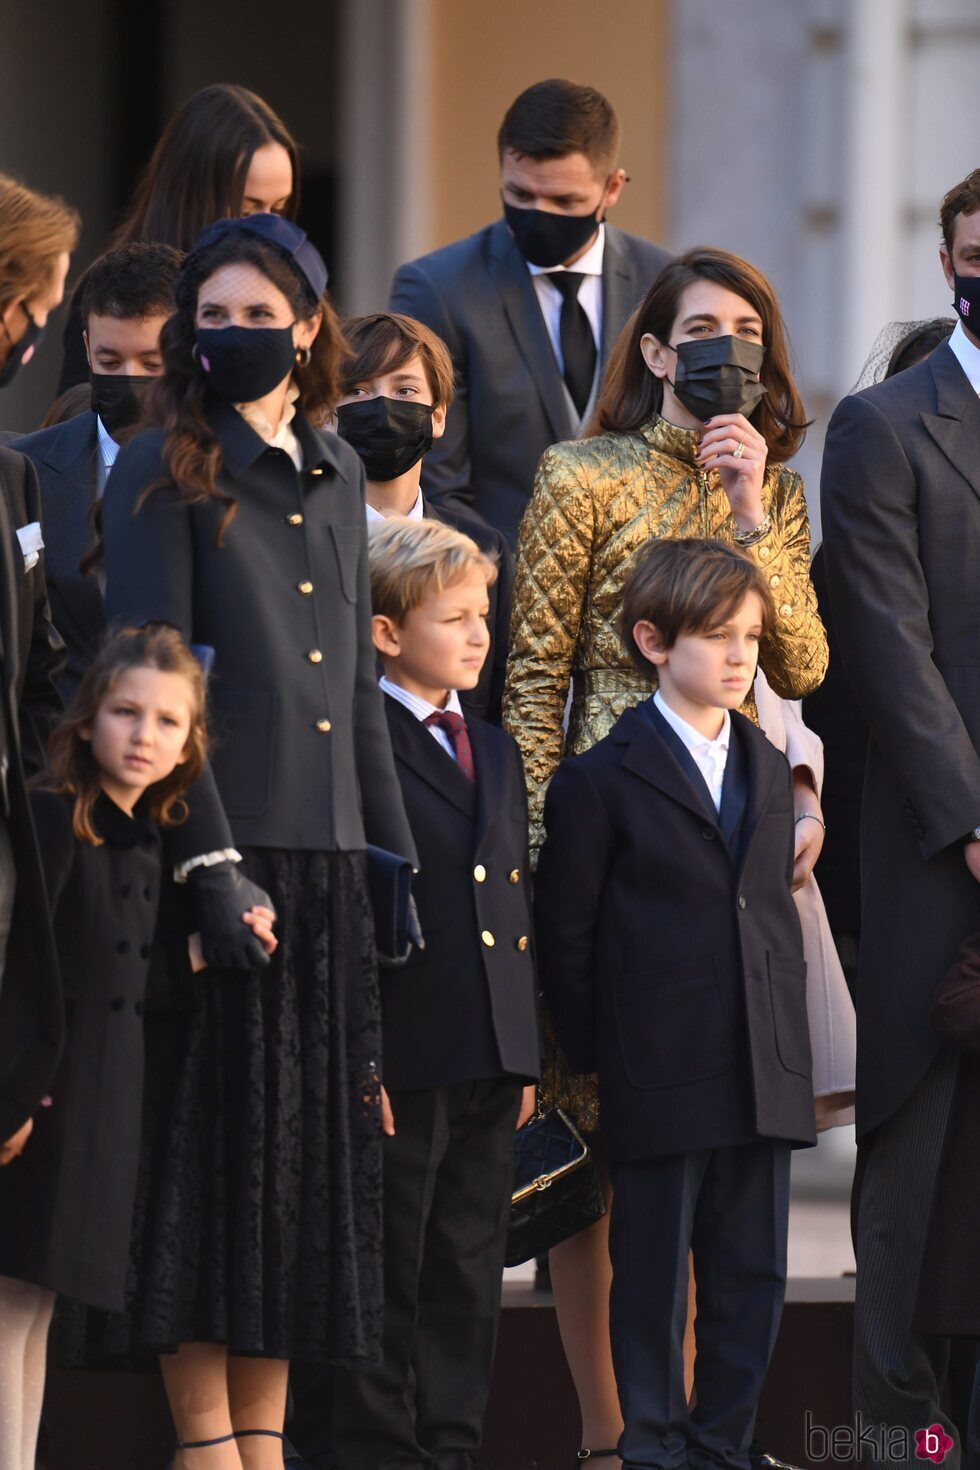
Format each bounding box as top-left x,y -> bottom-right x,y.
0,309 -> 45,390
335,397 -> 434,481
669,335 -> 767,423
952,271 -> 980,334
503,199 -> 602,269
195,324 -> 297,403
90,373 -> 155,437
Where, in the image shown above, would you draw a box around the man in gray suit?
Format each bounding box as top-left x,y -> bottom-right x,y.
821,169 -> 980,1465
390,78 -> 670,546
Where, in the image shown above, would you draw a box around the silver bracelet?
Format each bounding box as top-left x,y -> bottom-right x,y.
733,513 -> 772,547
795,812 -> 826,832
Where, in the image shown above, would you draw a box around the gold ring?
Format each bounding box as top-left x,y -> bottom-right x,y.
733,439 -> 745,459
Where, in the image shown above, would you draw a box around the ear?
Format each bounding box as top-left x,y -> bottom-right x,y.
640,332 -> 672,382
601,167 -> 628,213
372,613 -> 401,658
940,245 -> 955,293
0,296 -> 25,339
83,329 -> 92,372
431,402 -> 447,441
295,308 -> 324,351
79,723 -> 92,742
632,620 -> 669,667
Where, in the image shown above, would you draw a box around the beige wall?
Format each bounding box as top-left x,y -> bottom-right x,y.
427,0 -> 670,252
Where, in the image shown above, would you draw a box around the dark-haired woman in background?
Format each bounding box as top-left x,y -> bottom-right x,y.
58,84 -> 298,393
101,216 -> 416,1469
504,247 -> 828,1469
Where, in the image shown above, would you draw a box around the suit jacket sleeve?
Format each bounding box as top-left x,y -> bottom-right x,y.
8,453 -> 65,772
821,392 -> 980,859
390,261 -> 477,517
534,758 -> 612,1074
102,437 -> 235,860
350,473 -> 419,866
753,467 -> 828,699
502,443 -> 595,852
0,790 -> 71,1138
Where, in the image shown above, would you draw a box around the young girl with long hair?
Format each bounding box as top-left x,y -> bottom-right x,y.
0,625 -> 275,1470
100,214 -> 416,1469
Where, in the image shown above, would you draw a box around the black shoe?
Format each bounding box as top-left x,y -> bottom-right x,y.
749,1444 -> 803,1470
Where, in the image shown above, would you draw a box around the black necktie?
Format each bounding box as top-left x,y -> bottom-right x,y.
549,271 -> 598,419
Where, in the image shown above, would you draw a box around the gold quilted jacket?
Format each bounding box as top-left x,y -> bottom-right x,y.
503,414 -> 829,852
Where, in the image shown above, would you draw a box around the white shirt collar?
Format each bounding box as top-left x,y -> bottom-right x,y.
379,676 -> 463,723
96,414 -> 120,471
235,381 -> 303,469
526,222 -> 605,278
365,488 -> 424,524
653,689 -> 731,758
948,319 -> 980,395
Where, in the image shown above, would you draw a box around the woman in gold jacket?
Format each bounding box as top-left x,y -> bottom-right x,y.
503,246 -> 828,1469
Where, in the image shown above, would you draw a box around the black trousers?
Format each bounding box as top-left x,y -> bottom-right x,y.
330,1076 -> 523,1470
609,1140 -> 791,1470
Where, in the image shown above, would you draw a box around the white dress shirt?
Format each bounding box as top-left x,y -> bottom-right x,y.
949,319 -> 980,395
95,415 -> 119,496
235,382 -> 303,468
379,676 -> 464,761
365,488 -> 424,524
527,224 -> 605,375
653,691 -> 731,813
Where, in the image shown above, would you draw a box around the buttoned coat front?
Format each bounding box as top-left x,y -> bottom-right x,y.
534,706 -> 816,1163
101,404 -> 416,867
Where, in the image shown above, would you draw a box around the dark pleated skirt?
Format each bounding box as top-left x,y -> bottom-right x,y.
58,848 -> 383,1366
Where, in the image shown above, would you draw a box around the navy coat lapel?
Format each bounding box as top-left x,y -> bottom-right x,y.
615,704 -> 723,833
487,219 -> 574,444
733,712 -> 783,873
38,414 -> 103,649
385,694 -> 475,818
467,713 -> 512,851
920,343 -> 980,508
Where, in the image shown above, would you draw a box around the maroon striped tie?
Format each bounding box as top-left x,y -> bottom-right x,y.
424,710 -> 475,782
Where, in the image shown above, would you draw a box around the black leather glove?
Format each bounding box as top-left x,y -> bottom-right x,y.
189,861 -> 275,971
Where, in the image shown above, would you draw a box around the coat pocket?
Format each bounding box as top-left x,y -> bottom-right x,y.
613,959 -> 731,1090
210,690 -> 278,818
330,524 -> 361,603
767,951 -> 812,1077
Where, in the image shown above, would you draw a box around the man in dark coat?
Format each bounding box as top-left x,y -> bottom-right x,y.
820,168 -> 980,1459
390,78 -> 670,546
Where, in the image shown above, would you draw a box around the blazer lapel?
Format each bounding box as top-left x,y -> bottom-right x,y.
920,343 -> 980,507
487,219 -> 574,443
385,695 -> 475,817
600,225 -> 638,370
616,705 -> 723,833
735,714 -> 782,874
468,715 -> 511,851
39,415 -> 105,648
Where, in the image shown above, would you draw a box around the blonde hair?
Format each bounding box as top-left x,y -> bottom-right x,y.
369,518 -> 497,624
0,174 -> 79,311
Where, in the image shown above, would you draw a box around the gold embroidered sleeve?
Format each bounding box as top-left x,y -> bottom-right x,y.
750,468 -> 828,698
503,444 -> 596,849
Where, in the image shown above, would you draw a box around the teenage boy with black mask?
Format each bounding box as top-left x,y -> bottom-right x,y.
390,78 -> 670,546
336,311 -> 513,722
17,242 -> 181,701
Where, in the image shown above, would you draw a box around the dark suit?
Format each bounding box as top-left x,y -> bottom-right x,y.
390,219 -> 670,545
326,695 -> 539,1470
422,498 -> 512,723
102,404 -> 416,867
535,704 -> 810,1470
821,339 -> 980,1453
16,411 -> 105,704
0,446 -> 64,1141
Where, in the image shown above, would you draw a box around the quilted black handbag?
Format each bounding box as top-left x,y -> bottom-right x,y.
505,1108 -> 606,1267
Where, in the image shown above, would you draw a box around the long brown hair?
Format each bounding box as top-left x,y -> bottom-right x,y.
111,84 -> 299,251
42,625 -> 208,845
0,174 -> 79,313
591,247 -> 809,462
145,231 -> 349,541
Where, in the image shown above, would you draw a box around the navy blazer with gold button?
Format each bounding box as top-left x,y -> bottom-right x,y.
381,693 -> 540,1092
102,403 -> 416,866
535,703 -> 815,1163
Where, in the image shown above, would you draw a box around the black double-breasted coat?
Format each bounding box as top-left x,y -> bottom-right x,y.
381,695 -> 540,1091
101,404 -> 416,867
534,704 -> 816,1163
0,790 -> 160,1310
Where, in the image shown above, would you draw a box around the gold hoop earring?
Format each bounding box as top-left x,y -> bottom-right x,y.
296,346 -> 312,367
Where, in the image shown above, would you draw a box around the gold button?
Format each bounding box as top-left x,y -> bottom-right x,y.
286,513 -> 304,526
481,930 -> 495,948
770,574 -> 781,587
759,547 -> 769,559
298,580 -> 314,596
309,467 -> 324,476
516,935 -> 529,952
473,864 -> 487,883
308,649 -> 323,664
779,603 -> 792,616
316,719 -> 332,733
508,869 -> 520,885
